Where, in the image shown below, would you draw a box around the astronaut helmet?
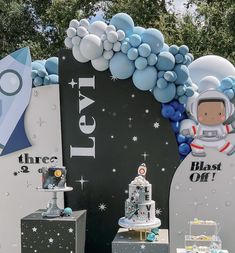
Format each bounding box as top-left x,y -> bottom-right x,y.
189,76 -> 235,122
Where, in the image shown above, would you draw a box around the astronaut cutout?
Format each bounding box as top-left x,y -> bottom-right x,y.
181,76 -> 235,157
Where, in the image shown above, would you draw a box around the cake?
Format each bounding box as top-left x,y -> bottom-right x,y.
42,166 -> 67,189
119,163 -> 161,229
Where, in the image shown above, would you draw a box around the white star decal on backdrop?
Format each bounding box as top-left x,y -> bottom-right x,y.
145,109 -> 149,113
132,136 -> 138,142
75,176 -> 88,191
68,228 -> 74,233
131,94 -> 135,98
32,227 -> 37,232
140,244 -> 146,249
111,135 -> 114,139
68,78 -> 77,88
124,190 -> 128,194
156,208 -> 162,216
153,122 -> 160,128
112,168 -> 116,173
98,203 -> 107,211
141,152 -> 149,161
111,75 -> 118,81
48,238 -> 53,243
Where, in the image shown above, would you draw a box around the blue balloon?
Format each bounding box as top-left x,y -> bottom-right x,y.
224,89 -> 234,100
185,87 -> 194,97
31,70 -> 38,79
133,26 -> 145,35
132,66 -> 157,91
110,13 -> 134,36
175,53 -> 184,64
141,28 -> 164,54
38,69 -> 48,78
177,85 -> 186,96
43,76 -> 50,85
179,45 -> 189,55
147,53 -> 158,66
158,71 -> 165,78
220,77 -> 233,90
32,62 -> 46,71
48,74 -> 59,84
178,95 -> 188,104
157,78 -> 168,89
45,57 -> 58,75
135,57 -> 148,70
177,134 -> 186,144
161,43 -> 169,52
121,41 -> 131,54
33,76 -> 43,86
174,64 -> 189,84
127,48 -> 139,60
138,43 -> 151,57
178,143 -> 190,156
164,71 -> 177,82
153,82 -> 176,103
156,52 -> 175,71
169,45 -> 179,55
170,100 -> 180,109
171,121 -> 180,133
177,103 -> 186,113
170,110 -> 182,122
110,52 -> 135,79
129,34 -> 142,47
161,105 -> 175,118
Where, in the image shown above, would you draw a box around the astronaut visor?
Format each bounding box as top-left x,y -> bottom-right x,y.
0,70 -> 22,96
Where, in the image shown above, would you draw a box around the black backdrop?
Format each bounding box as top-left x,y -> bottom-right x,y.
59,49 -> 180,253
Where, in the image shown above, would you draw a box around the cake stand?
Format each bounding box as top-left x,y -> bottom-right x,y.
37,186 -> 73,218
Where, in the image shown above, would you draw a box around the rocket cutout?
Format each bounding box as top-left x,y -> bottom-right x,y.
0,48 -> 32,156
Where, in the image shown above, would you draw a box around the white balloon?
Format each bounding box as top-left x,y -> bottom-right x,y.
107,31 -> 118,43
66,27 -> 76,38
117,30 -> 125,41
189,55 -> 235,86
103,40 -> 113,51
88,21 -> 107,38
113,41 -> 121,52
72,36 -> 81,46
106,25 -> 116,34
77,26 -> 88,38
64,37 -> 73,49
80,19 -> 89,29
198,76 -> 220,93
91,56 -> 109,71
69,19 -> 80,29
72,45 -> 89,63
80,34 -> 103,60
103,50 -> 114,60
101,34 -> 107,41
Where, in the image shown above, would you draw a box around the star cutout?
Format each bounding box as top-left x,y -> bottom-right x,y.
98,203 -> 107,211
111,75 -> 118,81
68,78 -> 77,88
145,109 -> 149,113
140,244 -> 146,249
156,208 -> 162,216
111,135 -> 114,139
132,136 -> 138,142
153,122 -> 160,128
32,227 -> 37,232
49,238 -> 53,243
112,168 -> 116,172
68,228 -> 74,233
75,176 -> 88,191
141,152 -> 149,161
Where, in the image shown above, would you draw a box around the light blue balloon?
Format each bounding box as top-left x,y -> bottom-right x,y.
220,77 -> 233,90
178,95 -> 188,104
169,45 -> 179,55
45,57 -> 59,75
175,54 -> 184,64
127,48 -> 139,60
156,52 -> 175,71
132,66 -> 157,91
161,43 -> 169,52
157,78 -> 168,89
38,69 -> 48,78
121,41 -> 131,54
110,52 -> 135,79
138,43 -> 151,57
135,57 -> 148,70
110,13 -> 134,36
187,53 -> 194,61
158,71 -> 165,78
33,76 -> 43,86
147,53 -> 157,66
164,71 -> 177,82
232,83 -> 235,92
31,70 -> 38,79
48,74 -> 59,84
43,76 -> 50,85
174,64 -> 189,84
129,34 -> 142,47
153,82 -> 176,103
183,55 -> 191,65
185,87 -> 194,97
224,89 -> 234,100
133,26 -> 145,35
179,45 -> 189,55
177,85 -> 186,96
141,28 -> 164,54
32,62 -> 46,71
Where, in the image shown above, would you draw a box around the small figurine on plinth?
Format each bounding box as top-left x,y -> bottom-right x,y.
37,165 -> 73,218
118,163 -> 161,241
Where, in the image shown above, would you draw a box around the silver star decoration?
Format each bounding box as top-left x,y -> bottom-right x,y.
161,168 -> 166,172
111,135 -> 114,139
124,190 -> 128,194
32,227 -> 37,232
132,136 -> 138,142
62,56 -> 66,60
49,238 -> 53,243
145,109 -> 149,113
128,117 -> 133,122
98,203 -> 107,211
68,228 -> 74,233
112,168 -> 116,172
111,75 -> 118,81
75,176 -> 88,191
156,208 -> 162,216
102,108 -> 106,112
68,78 -> 77,88
131,94 -> 135,98
153,122 -> 160,128
141,152 -> 149,161
165,141 -> 169,145
140,244 -> 146,249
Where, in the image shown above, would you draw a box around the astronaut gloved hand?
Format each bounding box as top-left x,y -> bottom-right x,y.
180,129 -> 191,137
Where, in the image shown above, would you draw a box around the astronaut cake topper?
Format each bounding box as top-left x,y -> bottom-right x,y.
0,47 -> 32,156
181,76 -> 235,157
